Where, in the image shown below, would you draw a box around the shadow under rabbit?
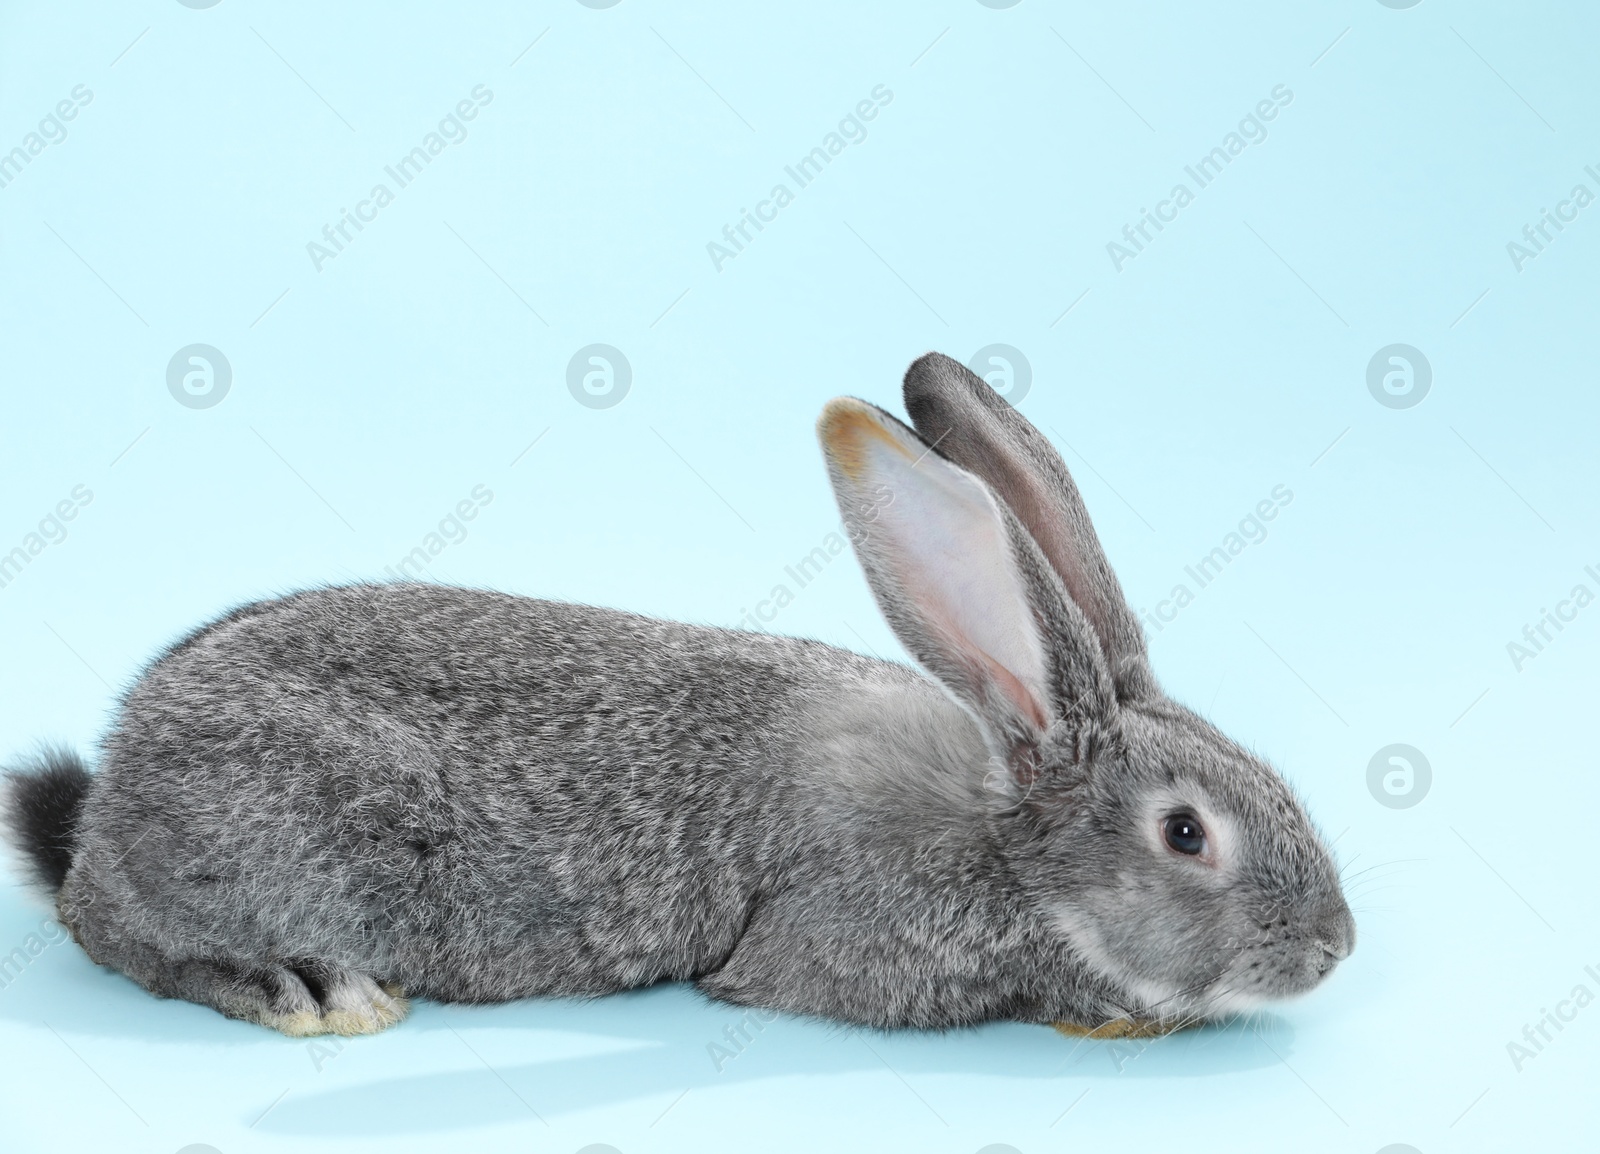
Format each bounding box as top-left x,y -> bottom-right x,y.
249,994 -> 1296,1136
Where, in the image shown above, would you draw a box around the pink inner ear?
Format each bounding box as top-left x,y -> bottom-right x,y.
917,587 -> 1049,736
831,401 -> 1056,743
978,649 -> 1050,733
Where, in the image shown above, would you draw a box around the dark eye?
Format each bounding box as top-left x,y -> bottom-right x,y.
1162,813 -> 1207,856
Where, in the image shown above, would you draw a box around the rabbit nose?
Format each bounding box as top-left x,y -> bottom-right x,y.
1317,905 -> 1356,962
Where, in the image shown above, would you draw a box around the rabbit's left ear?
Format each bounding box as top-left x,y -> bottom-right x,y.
817,398 -> 1115,781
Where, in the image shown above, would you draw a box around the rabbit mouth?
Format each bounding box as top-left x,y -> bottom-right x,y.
1207,935 -> 1351,1010
1179,962 -> 1315,1020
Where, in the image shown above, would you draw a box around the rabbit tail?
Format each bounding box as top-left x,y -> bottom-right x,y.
1,746 -> 91,892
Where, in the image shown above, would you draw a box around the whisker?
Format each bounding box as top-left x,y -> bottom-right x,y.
1344,884 -> 1406,903
1340,857 -> 1424,881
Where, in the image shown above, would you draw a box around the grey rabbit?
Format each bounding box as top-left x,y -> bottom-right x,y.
2,352 -> 1353,1038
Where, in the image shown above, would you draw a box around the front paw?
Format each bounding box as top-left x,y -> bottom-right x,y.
1051,1017 -> 1183,1039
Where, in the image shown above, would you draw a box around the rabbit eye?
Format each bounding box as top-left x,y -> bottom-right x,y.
1162,813 -> 1207,856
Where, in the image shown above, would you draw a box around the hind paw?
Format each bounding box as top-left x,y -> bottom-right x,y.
194,958 -> 410,1037
274,961 -> 409,1037
315,970 -> 410,1037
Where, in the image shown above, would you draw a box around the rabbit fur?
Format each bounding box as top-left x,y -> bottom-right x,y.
2,352 -> 1353,1037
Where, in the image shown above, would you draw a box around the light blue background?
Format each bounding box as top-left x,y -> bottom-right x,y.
2,1 -> 1596,1152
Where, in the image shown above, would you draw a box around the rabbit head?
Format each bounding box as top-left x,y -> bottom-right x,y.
817,352 -> 1353,1023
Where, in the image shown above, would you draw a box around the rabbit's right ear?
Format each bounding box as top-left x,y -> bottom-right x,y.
818,398 -> 1116,782
902,353 -> 1156,702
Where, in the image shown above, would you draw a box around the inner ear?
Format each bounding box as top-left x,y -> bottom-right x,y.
977,648 -> 1050,735
818,398 -> 1061,755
